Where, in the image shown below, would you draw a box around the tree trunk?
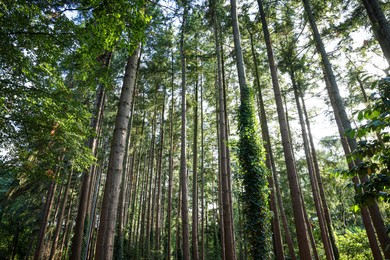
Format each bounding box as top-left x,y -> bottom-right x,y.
249,30 -> 285,260
300,92 -> 340,259
192,63 -> 199,260
200,72 -> 205,260
34,179 -> 57,260
49,168 -> 73,260
214,3 -> 235,259
146,104 -> 157,255
71,52 -> 109,260
155,85 -> 166,254
361,0 -> 390,66
302,0 -> 390,257
290,70 -> 335,259
95,45 -> 141,260
256,0 -> 312,258
180,3 -> 190,259
166,51 -> 175,260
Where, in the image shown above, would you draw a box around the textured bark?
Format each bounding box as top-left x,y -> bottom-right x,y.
179,4 -> 190,259
192,69 -> 199,260
34,180 -> 57,260
71,52 -> 109,260
155,85 -> 166,253
256,0 -> 312,258
166,52 -> 175,260
146,106 -> 157,254
291,71 -> 335,260
49,169 -> 73,260
215,5 -> 235,259
302,0 -> 390,257
361,0 -> 390,66
95,46 -> 140,260
300,93 -> 340,259
249,31 -> 285,260
200,75 -> 205,260
115,85 -> 136,259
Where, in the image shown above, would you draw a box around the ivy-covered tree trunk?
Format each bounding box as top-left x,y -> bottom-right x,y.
230,0 -> 271,258
95,45 -> 140,260
248,31 -> 285,260
255,0 -> 312,258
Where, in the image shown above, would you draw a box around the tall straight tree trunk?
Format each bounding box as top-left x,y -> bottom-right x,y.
146,105 -> 157,255
192,65 -> 199,260
200,73 -> 205,260
361,0 -> 390,66
155,85 -> 166,253
249,31 -> 285,260
214,2 -> 236,259
71,52 -> 110,260
95,45 -> 141,260
230,0 -> 271,258
115,83 -> 137,260
34,179 -> 57,260
255,0 -> 312,258
179,3 -> 190,259
220,43 -> 236,256
300,92 -> 340,259
49,168 -> 73,260
302,0 -> 390,257
176,183 -> 182,260
166,52 -> 175,260
253,89 -> 296,260
290,70 -> 335,260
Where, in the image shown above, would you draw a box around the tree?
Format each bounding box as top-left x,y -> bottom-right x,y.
230,0 -> 271,258
95,45 -> 141,260
179,2 -> 190,259
255,0 -> 313,258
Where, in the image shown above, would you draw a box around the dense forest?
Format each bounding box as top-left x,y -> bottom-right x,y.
1,0 -> 389,259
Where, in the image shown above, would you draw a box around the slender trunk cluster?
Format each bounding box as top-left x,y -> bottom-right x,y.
256,0 -> 312,258
302,0 -> 390,258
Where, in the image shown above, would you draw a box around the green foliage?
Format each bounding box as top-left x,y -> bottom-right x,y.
237,86 -> 271,259
336,228 -> 373,260
343,77 -> 390,206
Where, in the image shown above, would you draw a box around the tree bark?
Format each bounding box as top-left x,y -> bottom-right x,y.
302,0 -> 390,257
166,51 -> 175,260
192,64 -> 200,260
155,85 -> 166,254
361,0 -> 390,67
249,30 -> 285,260
290,70 -> 335,260
95,45 -> 140,260
34,179 -> 57,260
180,3 -> 190,259
300,92 -> 340,259
256,0 -> 312,258
214,3 -> 235,259
49,168 -> 73,260
71,52 -> 109,260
